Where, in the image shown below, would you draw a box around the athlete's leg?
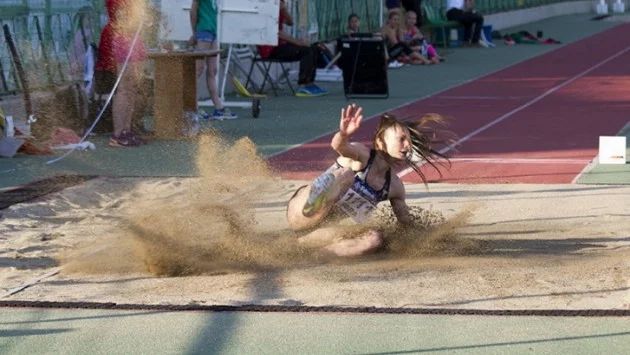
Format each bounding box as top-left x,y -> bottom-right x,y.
297,226 -> 346,249
287,168 -> 354,231
298,227 -> 383,257
323,229 -> 383,257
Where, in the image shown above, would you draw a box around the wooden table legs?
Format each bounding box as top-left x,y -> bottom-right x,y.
152,57 -> 198,139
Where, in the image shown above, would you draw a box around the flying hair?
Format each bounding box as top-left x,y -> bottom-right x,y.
372,113 -> 456,185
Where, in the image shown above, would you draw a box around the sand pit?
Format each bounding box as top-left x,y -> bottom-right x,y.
1,134 -> 630,310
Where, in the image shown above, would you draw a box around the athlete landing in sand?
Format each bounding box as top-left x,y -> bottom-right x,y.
286,104 -> 452,257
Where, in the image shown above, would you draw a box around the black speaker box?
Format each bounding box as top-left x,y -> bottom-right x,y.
338,36 -> 389,99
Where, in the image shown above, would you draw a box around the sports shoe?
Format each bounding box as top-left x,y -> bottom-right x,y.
295,85 -> 327,97
214,108 -> 238,120
307,84 -> 329,96
109,131 -> 139,147
388,60 -> 404,68
198,109 -> 214,120
295,86 -> 314,97
302,172 -> 336,217
199,108 -> 238,120
124,130 -> 147,145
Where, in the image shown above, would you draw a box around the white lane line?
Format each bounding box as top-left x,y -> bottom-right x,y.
268,27 -> 616,160
436,96 -> 528,100
398,45 -> 630,178
448,158 -> 592,164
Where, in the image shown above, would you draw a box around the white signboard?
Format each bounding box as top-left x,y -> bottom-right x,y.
159,0 -> 192,41
217,0 -> 280,45
599,136 -> 627,164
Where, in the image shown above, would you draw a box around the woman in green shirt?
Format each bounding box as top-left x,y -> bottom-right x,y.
189,0 -> 237,120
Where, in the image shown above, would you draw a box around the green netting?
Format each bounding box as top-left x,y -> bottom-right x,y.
313,0 -> 384,40
0,0 -> 106,94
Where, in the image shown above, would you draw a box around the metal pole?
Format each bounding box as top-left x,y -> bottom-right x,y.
44,0 -> 52,44
3,24 -> 33,117
34,16 -> 55,86
220,44 -> 231,102
0,60 -> 10,94
216,0 -> 224,104
379,0 -> 383,28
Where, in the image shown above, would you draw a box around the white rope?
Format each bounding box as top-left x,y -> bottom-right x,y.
46,21 -> 144,165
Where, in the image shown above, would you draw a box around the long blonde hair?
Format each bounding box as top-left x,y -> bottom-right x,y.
372,113 -> 455,184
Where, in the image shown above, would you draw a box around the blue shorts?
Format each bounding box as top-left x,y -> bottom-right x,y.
195,30 -> 216,43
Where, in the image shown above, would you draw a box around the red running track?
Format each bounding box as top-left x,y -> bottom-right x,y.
269,24 -> 630,184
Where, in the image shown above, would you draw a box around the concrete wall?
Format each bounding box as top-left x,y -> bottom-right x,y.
487,1 -> 595,30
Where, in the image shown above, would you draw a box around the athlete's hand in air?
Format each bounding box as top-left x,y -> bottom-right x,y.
340,104 -> 363,137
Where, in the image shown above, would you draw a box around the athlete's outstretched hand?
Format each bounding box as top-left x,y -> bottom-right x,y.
340,104 -> 363,137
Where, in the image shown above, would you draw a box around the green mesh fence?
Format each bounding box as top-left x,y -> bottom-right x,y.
0,0 -> 106,94
311,0 -> 384,40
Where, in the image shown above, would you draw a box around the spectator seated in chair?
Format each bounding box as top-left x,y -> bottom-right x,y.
256,0 -> 328,97
446,0 -> 488,47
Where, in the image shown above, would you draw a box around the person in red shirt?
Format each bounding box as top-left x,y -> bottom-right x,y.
95,0 -> 148,147
256,0 -> 327,97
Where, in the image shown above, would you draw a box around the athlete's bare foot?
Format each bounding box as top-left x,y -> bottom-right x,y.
323,230 -> 383,257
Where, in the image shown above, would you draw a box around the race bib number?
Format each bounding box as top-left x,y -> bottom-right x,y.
335,188 -> 377,224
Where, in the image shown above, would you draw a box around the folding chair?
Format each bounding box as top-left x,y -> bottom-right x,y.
224,45 -> 263,94
245,48 -> 296,96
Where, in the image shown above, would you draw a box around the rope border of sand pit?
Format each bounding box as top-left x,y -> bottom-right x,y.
1,300 -> 629,317
0,269 -> 62,299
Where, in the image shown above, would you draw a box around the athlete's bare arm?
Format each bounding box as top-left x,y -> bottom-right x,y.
331,104 -> 371,164
388,176 -> 412,225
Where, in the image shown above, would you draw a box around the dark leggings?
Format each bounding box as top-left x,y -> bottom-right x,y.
446,8 -> 484,43
268,43 -> 317,85
389,42 -> 413,60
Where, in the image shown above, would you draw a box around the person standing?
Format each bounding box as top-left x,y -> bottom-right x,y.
96,0 -> 149,147
189,0 -> 237,120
